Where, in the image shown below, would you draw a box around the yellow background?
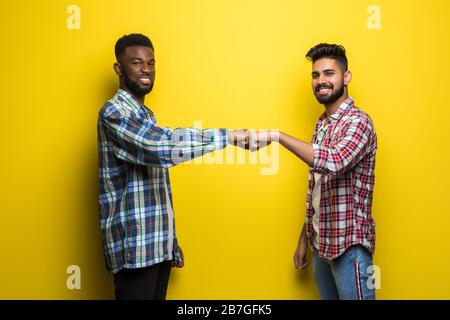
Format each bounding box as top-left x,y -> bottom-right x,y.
1,0 -> 449,299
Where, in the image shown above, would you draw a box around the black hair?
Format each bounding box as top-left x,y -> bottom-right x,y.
115,33 -> 154,60
305,43 -> 348,71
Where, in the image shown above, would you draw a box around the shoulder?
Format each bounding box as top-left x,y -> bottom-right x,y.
99,95 -> 133,119
344,104 -> 375,132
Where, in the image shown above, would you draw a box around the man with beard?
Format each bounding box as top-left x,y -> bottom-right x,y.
97,34 -> 258,300
270,43 -> 377,299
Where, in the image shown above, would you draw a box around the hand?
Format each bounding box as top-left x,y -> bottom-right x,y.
293,231 -> 309,270
227,129 -> 250,149
172,246 -> 184,268
248,130 -> 279,152
228,129 -> 279,151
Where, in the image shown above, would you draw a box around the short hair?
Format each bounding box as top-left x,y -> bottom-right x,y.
305,43 -> 348,71
115,33 -> 154,60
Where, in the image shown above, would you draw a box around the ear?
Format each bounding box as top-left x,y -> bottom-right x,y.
344,70 -> 352,86
113,62 -> 123,77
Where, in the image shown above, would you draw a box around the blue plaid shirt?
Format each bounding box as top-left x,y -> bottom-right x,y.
97,89 -> 228,274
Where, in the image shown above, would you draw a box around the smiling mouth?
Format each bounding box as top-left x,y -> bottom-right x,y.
139,77 -> 151,85
316,86 -> 332,94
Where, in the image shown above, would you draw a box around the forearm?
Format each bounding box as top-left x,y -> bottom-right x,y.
160,127 -> 228,165
278,131 -> 314,167
296,222 -> 308,249
299,223 -> 307,243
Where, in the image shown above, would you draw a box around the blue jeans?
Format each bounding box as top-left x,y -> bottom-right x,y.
312,245 -> 375,300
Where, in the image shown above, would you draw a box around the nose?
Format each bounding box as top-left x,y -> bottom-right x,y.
141,62 -> 154,74
318,74 -> 328,84
142,64 -> 150,73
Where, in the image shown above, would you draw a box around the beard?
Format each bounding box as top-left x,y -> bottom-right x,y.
314,82 -> 345,105
123,71 -> 153,97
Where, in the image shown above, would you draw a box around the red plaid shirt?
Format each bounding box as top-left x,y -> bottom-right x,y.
306,97 -> 377,260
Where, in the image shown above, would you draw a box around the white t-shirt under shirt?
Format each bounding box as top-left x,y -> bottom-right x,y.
311,119 -> 329,250
312,172 -> 322,250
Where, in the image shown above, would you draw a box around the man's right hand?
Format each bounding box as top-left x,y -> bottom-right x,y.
293,226 -> 309,270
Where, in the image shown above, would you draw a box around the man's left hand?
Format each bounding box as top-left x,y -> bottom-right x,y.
172,246 -> 184,268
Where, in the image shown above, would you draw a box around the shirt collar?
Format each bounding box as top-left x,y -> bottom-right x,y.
331,96 -> 354,120
116,88 -> 145,114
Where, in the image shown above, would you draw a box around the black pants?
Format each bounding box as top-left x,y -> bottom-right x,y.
113,261 -> 172,300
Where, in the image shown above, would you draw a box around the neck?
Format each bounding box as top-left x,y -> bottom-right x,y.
324,91 -> 348,118
120,83 -> 145,105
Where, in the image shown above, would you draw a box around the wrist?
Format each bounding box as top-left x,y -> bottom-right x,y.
271,130 -> 281,142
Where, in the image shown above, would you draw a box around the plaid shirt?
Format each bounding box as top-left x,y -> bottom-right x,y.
306,97 -> 377,260
97,89 -> 228,274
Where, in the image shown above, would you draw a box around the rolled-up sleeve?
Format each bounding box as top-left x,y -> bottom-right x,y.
312,116 -> 373,176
